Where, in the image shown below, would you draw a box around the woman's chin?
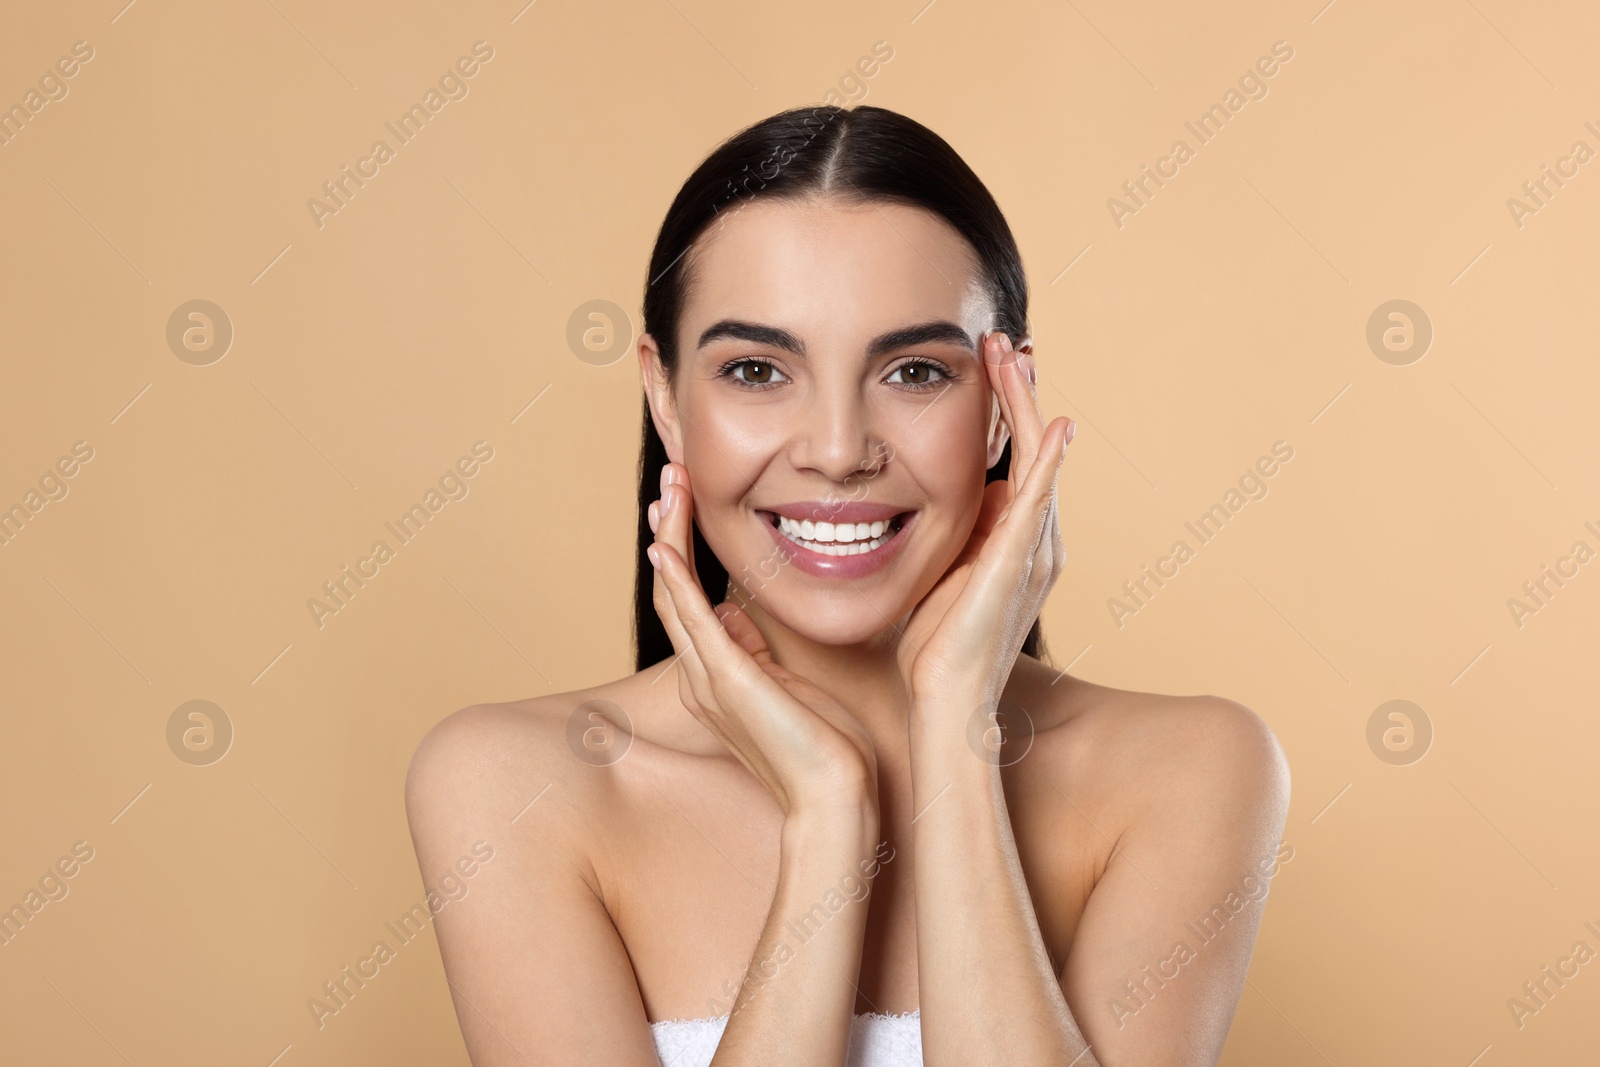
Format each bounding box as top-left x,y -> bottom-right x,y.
732,589 -> 909,650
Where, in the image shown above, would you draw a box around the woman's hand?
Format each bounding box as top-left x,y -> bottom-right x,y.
648,462 -> 880,822
895,330 -> 1075,711
897,337 -> 1092,1065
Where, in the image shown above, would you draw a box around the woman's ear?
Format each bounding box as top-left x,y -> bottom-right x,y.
639,334 -> 685,463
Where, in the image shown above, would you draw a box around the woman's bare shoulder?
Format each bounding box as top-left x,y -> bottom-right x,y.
403,674 -> 678,1063
1012,658 -> 1290,819
404,671 -> 657,838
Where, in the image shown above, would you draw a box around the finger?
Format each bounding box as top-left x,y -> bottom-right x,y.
715,600 -> 775,668
650,540 -> 748,684
983,330 -> 1018,473
983,331 -> 1045,493
658,464 -> 701,591
1041,476 -> 1067,584
649,536 -> 689,652
652,500 -> 723,713
999,335 -> 1046,492
1011,416 -> 1073,546
953,479 -> 1012,570
650,542 -> 714,708
666,584 -> 727,729
650,463 -> 701,665
648,483 -> 719,710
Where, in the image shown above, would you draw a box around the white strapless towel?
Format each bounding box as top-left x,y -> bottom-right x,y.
651,1009 -> 922,1067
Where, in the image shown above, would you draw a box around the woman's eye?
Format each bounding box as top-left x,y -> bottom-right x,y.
725,359 -> 789,386
887,361 -> 948,387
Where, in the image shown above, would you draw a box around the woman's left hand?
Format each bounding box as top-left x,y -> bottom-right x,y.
895,330 -> 1075,711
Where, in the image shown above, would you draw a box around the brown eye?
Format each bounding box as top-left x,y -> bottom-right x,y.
888,360 -> 946,387
724,359 -> 789,387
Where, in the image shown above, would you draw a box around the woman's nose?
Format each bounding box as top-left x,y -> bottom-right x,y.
789,395 -> 882,483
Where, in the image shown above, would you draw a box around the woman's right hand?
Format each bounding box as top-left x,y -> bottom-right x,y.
647,462 -> 879,825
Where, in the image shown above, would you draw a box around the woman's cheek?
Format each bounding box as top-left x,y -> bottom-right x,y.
890,399 -> 989,494
682,403 -> 784,494
679,403 -> 781,555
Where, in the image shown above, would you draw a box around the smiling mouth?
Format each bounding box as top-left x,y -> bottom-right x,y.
758,511 -> 912,557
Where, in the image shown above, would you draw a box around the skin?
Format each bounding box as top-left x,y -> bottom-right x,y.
405,197 -> 1292,1066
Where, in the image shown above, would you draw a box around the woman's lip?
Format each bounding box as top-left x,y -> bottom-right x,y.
757,509 -> 917,581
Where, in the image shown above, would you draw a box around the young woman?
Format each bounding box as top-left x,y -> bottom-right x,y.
406,105 -> 1291,1067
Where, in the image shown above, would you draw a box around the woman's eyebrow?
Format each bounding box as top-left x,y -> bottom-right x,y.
695,319 -> 976,358
697,319 -> 804,354
865,321 -> 976,358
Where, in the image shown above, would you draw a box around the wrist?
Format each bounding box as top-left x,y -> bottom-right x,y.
909,690 -> 996,734
783,791 -> 879,853
910,697 -> 1028,782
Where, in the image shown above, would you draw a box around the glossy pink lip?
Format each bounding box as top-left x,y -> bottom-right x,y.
755,504 -> 918,580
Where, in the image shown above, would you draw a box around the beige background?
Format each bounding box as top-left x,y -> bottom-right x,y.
2,0 -> 1597,1064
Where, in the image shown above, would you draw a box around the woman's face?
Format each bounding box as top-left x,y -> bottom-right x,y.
642,196 -> 1012,649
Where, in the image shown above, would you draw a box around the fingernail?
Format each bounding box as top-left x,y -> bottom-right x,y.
660,464 -> 675,491
997,332 -> 1013,354
647,544 -> 660,569
647,500 -> 660,533
1023,352 -> 1037,386
1065,418 -> 1077,446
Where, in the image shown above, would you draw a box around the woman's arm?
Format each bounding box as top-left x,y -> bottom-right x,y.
891,329 -> 1287,1063
709,797 -> 883,1066
406,696 -> 886,1067
907,695 -> 1290,1066
404,705 -> 665,1065
648,466 -> 889,1066
888,329 -> 1080,1060
907,698 -> 1093,1064
1058,698 -> 1291,1064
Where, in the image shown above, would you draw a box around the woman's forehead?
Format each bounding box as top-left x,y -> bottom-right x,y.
680,197 -> 994,346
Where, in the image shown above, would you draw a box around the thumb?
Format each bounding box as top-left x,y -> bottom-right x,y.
716,601 -> 773,665
954,479 -> 1013,569
976,478 -> 1013,537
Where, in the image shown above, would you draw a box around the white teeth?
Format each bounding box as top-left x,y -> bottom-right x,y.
773,513 -> 902,554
